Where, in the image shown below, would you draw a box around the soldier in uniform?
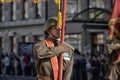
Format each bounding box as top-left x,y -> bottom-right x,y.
106,39 -> 120,80
34,17 -> 74,80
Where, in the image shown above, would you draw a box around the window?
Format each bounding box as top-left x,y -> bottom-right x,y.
0,3 -> 2,21
35,2 -> 42,18
22,36 -> 26,42
10,37 -> 14,52
89,0 -> 104,8
23,0 -> 29,19
88,0 -> 108,21
92,33 -> 104,53
10,2 -> 13,21
88,9 -> 109,21
65,34 -> 81,51
25,36 -> 29,42
18,42 -> 34,55
12,1 -> 16,20
0,37 -> 2,49
1,4 -> 4,21
67,0 -> 78,19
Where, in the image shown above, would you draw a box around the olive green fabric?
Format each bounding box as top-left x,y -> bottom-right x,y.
34,38 -> 74,80
106,39 -> 120,80
44,17 -> 57,32
107,62 -> 120,80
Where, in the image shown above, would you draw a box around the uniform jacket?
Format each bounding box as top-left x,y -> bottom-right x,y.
34,38 -> 74,80
106,39 -> 120,80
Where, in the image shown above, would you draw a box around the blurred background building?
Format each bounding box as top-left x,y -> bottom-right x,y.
0,0 -> 113,55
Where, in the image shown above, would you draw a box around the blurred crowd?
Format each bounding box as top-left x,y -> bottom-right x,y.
0,52 -> 36,77
0,49 -> 108,80
72,49 -> 108,80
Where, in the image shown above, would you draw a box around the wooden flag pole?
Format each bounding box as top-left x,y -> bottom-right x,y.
59,0 -> 67,80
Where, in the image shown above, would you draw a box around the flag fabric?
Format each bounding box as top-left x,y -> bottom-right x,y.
108,0 -> 120,40
107,1 -> 120,80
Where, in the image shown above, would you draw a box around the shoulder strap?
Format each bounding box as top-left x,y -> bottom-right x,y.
45,38 -> 58,80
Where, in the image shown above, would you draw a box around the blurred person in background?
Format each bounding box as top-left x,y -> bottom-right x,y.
0,54 -> 2,76
106,39 -> 120,80
91,55 -> 101,80
72,48 -> 81,80
80,54 -> 87,80
4,53 -> 10,75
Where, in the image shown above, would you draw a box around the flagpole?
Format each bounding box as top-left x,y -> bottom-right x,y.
59,0 -> 67,80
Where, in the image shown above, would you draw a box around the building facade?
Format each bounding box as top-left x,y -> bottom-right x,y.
0,0 -> 113,55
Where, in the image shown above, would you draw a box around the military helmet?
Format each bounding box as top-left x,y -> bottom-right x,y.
44,17 -> 57,32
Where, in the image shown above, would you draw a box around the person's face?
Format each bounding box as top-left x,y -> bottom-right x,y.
47,26 -> 61,39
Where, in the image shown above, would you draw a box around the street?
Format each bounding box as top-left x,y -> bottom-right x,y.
0,76 -> 35,80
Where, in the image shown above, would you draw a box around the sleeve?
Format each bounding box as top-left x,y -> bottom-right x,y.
34,40 -> 60,59
64,42 -> 75,51
62,49 -> 74,80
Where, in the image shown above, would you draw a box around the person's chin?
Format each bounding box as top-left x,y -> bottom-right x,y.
56,36 -> 60,39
